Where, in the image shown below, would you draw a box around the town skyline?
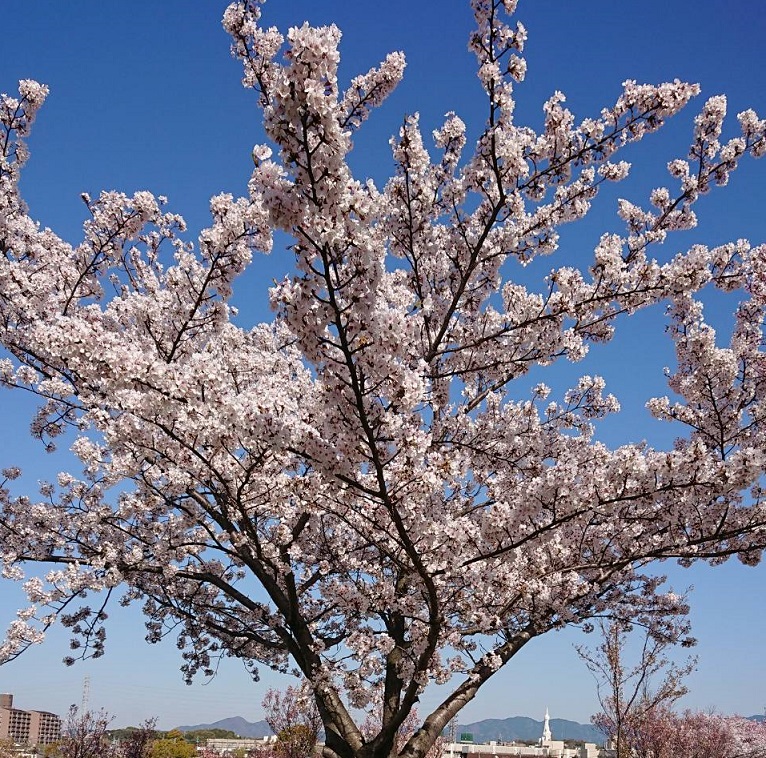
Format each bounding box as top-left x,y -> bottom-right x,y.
2,680 -> 763,736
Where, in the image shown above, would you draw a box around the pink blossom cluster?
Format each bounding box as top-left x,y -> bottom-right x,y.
603,707 -> 766,758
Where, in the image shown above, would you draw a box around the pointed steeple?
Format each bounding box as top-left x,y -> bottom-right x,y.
541,707 -> 552,743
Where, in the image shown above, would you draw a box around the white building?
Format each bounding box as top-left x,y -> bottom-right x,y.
205,735 -> 277,754
441,710 -> 601,758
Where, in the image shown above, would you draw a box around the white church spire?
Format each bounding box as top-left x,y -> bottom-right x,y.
541,707 -> 552,743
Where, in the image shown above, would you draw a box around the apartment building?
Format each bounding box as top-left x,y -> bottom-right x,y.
0,693 -> 61,746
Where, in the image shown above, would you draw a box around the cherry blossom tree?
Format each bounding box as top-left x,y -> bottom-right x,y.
262,685 -> 322,758
577,616 -> 696,757
625,708 -> 766,758
115,719 -> 157,758
1,2 -> 766,758
52,706 -> 116,758
729,716 -> 766,758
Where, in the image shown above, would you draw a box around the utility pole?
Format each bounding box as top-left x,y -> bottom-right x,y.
81,675 -> 90,714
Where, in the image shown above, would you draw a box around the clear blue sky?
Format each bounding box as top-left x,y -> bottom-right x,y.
1,0 -> 765,731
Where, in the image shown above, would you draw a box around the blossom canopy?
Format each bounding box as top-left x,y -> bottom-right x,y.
1,2 -> 766,758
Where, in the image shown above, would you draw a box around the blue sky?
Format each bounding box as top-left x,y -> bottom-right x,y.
1,0 -> 765,731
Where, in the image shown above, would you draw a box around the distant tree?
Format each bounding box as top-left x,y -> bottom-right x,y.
626,706 -> 678,758
0,740 -> 15,758
2,3 -> 766,758
149,730 -> 196,758
109,728 -> 139,742
576,617 -> 696,757
248,742 -> 282,758
116,719 -> 157,758
728,716 -> 766,758
627,708 -> 766,758
182,728 -> 240,743
52,705 -> 115,758
275,726 -> 318,758
263,685 -> 322,758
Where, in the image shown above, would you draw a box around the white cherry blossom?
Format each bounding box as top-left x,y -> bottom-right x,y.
0,3 -> 765,758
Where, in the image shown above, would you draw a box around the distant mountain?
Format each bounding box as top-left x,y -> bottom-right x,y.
176,716 -> 273,738
176,715 -> 605,744
455,717 -> 604,744
175,713 -> 766,746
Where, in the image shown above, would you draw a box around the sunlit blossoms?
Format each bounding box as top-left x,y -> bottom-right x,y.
1,2 -> 766,758
618,708 -> 766,758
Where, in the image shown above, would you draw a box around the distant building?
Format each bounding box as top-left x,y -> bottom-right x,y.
442,710 -> 601,758
205,736 -> 276,754
442,740 -> 600,758
0,693 -> 61,746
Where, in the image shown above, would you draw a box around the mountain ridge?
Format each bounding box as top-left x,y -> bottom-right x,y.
451,717 -> 604,744
176,716 -> 272,738
176,715 -> 605,743
176,713 -> 766,744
